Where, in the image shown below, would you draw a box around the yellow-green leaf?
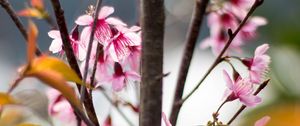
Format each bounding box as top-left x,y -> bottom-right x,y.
33,70 -> 82,110
17,123 -> 40,126
26,56 -> 86,86
0,92 -> 17,106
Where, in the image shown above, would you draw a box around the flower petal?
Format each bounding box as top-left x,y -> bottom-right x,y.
239,95 -> 261,107
49,39 -> 63,53
98,6 -> 114,19
255,44 -> 269,56
223,70 -> 234,89
75,15 -> 93,26
106,17 -> 127,26
255,116 -> 271,126
112,76 -> 126,91
48,30 -> 61,39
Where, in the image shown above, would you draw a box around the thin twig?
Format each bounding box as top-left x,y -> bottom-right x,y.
50,0 -> 99,125
80,0 -> 103,125
0,0 -> 42,56
81,0 -> 102,107
181,0 -> 264,104
89,43 -> 103,92
98,87 -> 135,126
227,79 -> 269,125
169,0 -> 209,124
140,0 -> 165,126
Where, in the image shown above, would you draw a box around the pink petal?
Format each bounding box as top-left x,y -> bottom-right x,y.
112,76 -> 126,91
255,116 -> 271,126
106,17 -> 127,26
107,44 -> 119,62
124,32 -> 141,46
77,44 -> 87,61
249,69 -> 262,84
255,44 -> 269,56
80,26 -> 92,46
223,70 -> 234,89
49,39 -> 63,53
129,25 -> 141,32
162,112 -> 172,126
251,16 -> 268,26
125,71 -> 140,81
98,6 -> 114,19
239,95 -> 261,107
48,30 -> 61,39
75,15 -> 93,26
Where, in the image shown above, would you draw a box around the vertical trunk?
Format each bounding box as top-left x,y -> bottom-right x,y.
140,0 -> 165,126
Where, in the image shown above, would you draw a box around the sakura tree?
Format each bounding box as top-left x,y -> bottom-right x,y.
0,0 -> 273,126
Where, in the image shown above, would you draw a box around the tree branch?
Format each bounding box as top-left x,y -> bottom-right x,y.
169,0 -> 209,124
49,0 -> 99,125
140,0 -> 165,126
0,0 -> 42,56
181,0 -> 264,104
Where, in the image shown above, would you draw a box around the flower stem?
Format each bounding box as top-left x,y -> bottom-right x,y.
180,0 -> 265,104
227,79 -> 270,125
0,0 -> 42,56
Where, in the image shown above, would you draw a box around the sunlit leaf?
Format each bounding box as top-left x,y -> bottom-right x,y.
18,8 -> 44,19
17,123 -> 40,126
14,89 -> 52,125
0,108 -> 26,126
30,0 -> 44,10
27,20 -> 38,62
0,92 -> 17,106
32,70 -> 82,110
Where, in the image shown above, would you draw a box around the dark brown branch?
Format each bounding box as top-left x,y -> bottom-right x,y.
227,79 -> 270,125
139,0 -> 165,126
49,1 -> 99,125
181,0 -> 264,104
169,0 -> 209,124
89,43 -> 103,92
0,0 -> 42,56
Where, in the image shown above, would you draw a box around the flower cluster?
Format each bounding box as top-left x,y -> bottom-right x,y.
223,44 -> 270,106
48,6 -> 141,92
201,0 -> 267,55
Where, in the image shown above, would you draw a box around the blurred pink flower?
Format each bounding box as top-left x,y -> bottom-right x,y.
162,112 -> 172,126
242,44 -> 270,84
48,27 -> 86,61
254,116 -> 271,126
75,6 -> 126,44
239,16 -> 267,40
105,26 -> 141,62
124,45 -> 141,72
47,88 -> 86,126
223,70 -> 261,106
102,115 -> 112,126
106,62 -> 140,91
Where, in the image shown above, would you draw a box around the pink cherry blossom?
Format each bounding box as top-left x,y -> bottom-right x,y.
162,112 -> 172,126
47,88 -> 86,126
200,28 -> 243,55
105,25 -> 141,62
75,6 -> 126,45
102,115 -> 112,126
106,62 -> 140,91
48,27 -> 86,61
239,16 -> 268,40
223,70 -> 261,106
254,116 -> 271,126
242,44 -> 270,84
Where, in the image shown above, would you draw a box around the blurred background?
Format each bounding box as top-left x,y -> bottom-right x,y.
0,0 -> 300,126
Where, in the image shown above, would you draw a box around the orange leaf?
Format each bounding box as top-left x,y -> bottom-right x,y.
18,8 -> 44,19
0,92 -> 16,106
27,20 -> 38,62
27,56 -> 88,87
30,0 -> 44,10
33,70 -> 82,110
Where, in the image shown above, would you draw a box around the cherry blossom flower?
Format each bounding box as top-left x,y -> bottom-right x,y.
47,88 -> 86,126
239,16 -> 267,40
105,25 -> 141,62
48,26 -> 86,61
254,116 -> 271,126
200,28 -> 243,55
223,70 -> 261,106
242,44 -> 270,84
105,62 -> 140,91
75,6 -> 126,45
